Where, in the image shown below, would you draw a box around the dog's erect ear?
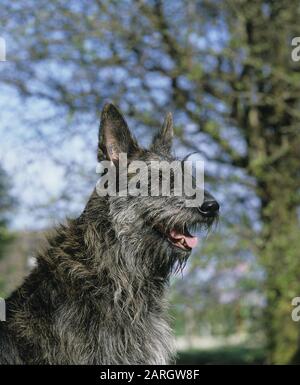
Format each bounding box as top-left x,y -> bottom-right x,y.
98,103 -> 139,162
151,112 -> 173,152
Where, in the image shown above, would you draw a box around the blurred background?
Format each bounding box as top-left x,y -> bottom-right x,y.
0,0 -> 300,364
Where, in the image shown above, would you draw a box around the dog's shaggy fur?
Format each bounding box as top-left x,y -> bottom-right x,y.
0,104 -> 218,364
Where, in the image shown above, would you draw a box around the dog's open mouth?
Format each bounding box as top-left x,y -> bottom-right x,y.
155,224 -> 199,251
168,228 -> 198,251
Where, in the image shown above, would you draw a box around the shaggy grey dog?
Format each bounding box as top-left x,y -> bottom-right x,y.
0,104 -> 219,364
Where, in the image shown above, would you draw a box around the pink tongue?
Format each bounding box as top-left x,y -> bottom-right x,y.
184,236 -> 198,248
170,230 -> 198,248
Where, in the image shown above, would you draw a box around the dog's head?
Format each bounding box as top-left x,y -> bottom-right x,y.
95,103 -> 219,273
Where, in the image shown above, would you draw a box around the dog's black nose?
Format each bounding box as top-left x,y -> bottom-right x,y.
200,200 -> 219,216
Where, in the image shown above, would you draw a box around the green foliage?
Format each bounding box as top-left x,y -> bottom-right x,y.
0,166 -> 15,295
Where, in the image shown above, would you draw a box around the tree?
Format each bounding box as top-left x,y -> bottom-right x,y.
1,0 -> 300,363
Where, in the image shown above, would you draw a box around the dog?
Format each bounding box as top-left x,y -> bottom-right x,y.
0,103 -> 219,364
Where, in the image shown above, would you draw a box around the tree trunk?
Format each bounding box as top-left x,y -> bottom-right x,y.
258,172 -> 300,363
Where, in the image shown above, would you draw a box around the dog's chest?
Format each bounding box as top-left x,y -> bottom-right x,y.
51,302 -> 175,365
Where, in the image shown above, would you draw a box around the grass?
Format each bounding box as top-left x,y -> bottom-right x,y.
176,344 -> 266,365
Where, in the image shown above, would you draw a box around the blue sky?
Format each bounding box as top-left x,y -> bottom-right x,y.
0,83 -> 99,229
